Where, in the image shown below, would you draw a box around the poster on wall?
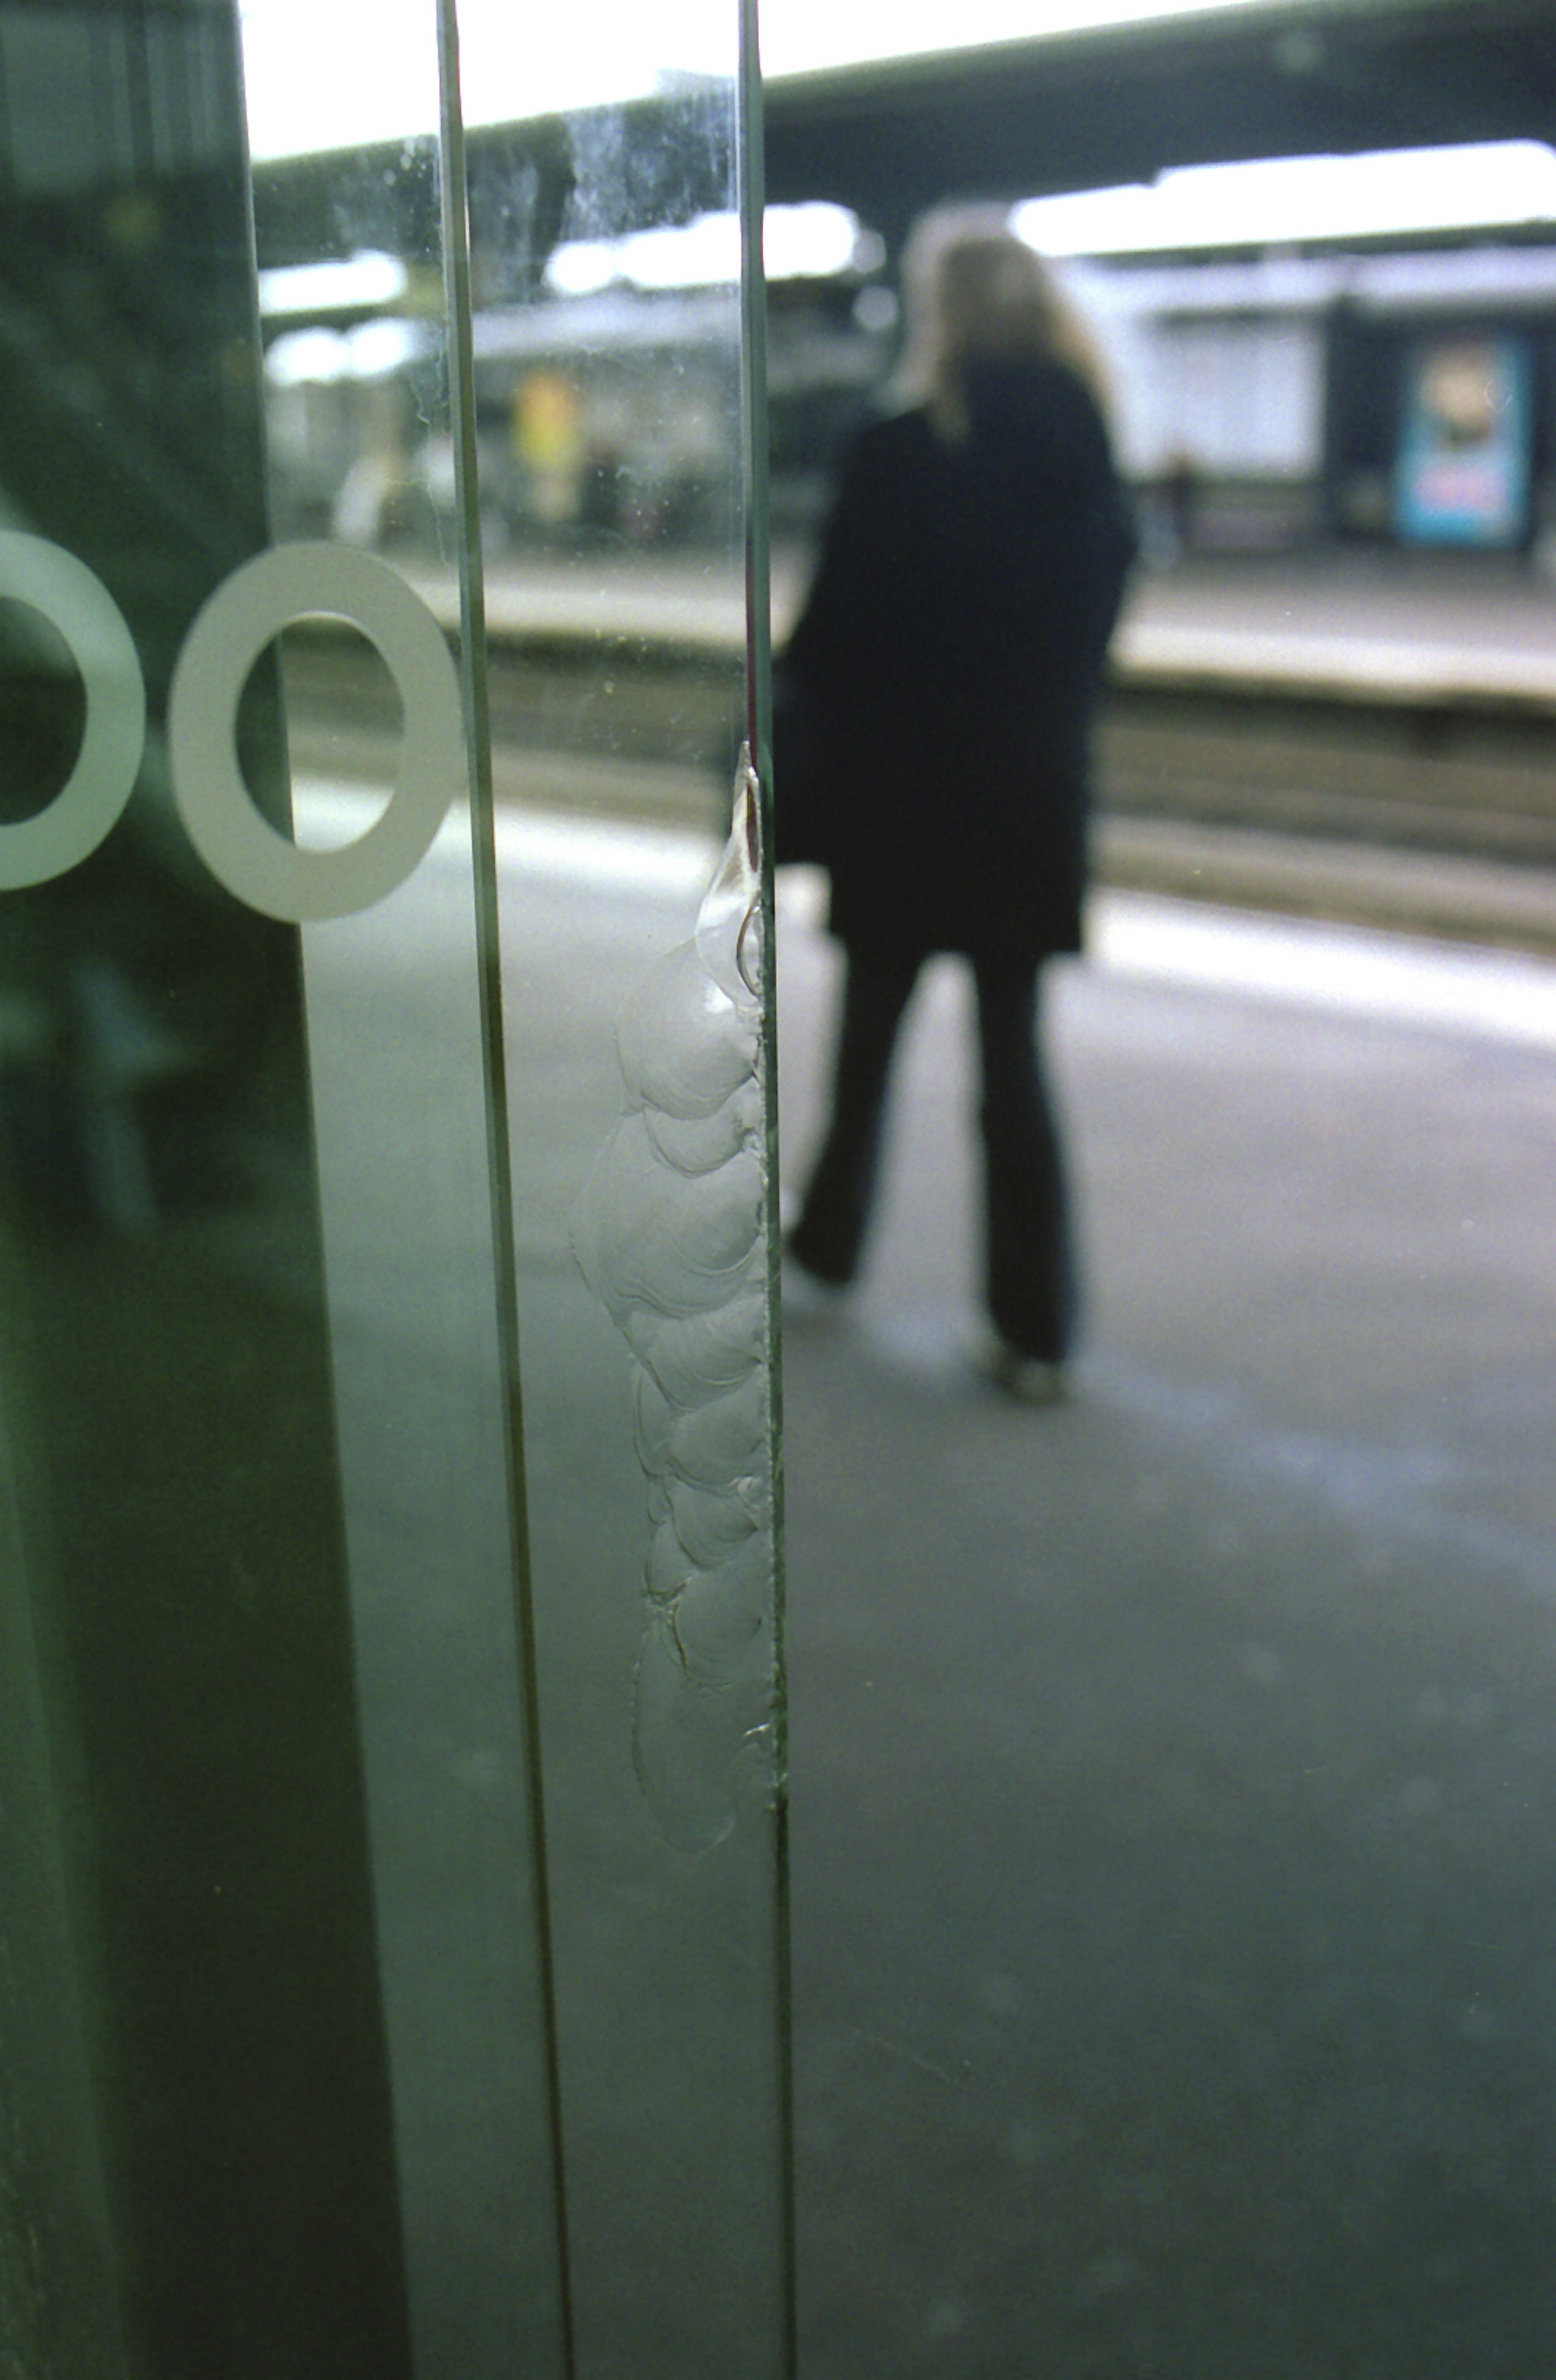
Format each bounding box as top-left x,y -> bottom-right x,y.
1394,334 -> 1532,547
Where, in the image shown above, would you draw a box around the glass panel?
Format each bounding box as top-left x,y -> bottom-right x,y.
2,2 -> 788,2376
243,9 -> 573,2373
439,3 -> 794,2373
0,4 -> 417,2370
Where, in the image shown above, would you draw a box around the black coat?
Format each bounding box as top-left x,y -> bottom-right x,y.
778,356 -> 1135,964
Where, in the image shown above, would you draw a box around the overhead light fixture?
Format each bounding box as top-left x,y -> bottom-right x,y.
545,203 -> 866,296
258,253 -> 410,319
1013,142 -> 1556,257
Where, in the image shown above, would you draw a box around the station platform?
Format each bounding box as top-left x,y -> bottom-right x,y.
287,784 -> 1556,2374
1112,545 -> 1556,714
429,541 -> 1556,714
772,867 -> 1556,2378
393,541 -> 1556,955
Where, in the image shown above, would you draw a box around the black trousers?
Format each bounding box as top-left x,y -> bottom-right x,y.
788,947 -> 1077,1362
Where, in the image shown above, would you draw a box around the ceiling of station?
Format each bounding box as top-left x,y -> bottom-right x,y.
252,0 -> 1556,272
762,0 -> 1556,246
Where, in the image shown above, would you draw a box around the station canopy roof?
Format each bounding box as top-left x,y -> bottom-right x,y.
762,0 -> 1556,245
253,0 -> 1556,270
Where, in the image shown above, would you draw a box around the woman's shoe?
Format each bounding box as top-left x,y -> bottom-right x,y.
977,1337 -> 1069,1406
781,1244 -> 854,1323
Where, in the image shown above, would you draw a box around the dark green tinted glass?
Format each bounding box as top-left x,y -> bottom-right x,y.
0,3 -> 787,2376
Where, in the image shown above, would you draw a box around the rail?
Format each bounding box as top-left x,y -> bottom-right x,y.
278,549 -> 1556,956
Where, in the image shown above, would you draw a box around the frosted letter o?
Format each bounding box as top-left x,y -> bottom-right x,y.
169,542 -> 462,922
0,533 -> 145,889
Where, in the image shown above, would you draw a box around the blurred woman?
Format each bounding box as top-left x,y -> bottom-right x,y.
780,210 -> 1135,1396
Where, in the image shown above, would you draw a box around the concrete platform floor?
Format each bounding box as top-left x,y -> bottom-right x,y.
291,786 -> 1556,2374
775,877 -> 1556,2379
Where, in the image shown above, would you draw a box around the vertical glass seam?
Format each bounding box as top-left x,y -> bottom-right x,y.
737,4 -> 800,2373
434,6 -> 577,2372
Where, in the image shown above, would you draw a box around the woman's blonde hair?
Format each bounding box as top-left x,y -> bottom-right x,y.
898,205 -> 1111,438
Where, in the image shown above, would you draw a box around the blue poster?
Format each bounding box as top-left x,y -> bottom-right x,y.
1394,335 -> 1531,547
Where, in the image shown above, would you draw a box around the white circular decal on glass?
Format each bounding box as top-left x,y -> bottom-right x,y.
0,533 -> 146,889
169,542 -> 462,923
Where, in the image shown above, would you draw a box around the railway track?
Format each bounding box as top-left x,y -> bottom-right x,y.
278,605 -> 1556,955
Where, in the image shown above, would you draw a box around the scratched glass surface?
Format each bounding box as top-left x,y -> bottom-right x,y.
252,3 -> 788,2375
453,9 -> 791,2366
1,6 -> 784,2376
244,8 -> 574,2376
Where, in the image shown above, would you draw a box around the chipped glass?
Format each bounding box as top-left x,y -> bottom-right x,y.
573,757 -> 776,1852
461,0 -> 793,2350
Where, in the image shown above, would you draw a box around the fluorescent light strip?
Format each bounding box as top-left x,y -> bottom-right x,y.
259,254 -> 410,319
546,205 -> 864,297
1015,143 -> 1556,257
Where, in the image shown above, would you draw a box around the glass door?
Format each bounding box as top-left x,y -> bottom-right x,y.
0,4 -> 788,2374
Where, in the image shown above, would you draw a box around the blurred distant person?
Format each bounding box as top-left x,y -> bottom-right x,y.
779,209 -> 1135,1398
1143,445 -> 1199,565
